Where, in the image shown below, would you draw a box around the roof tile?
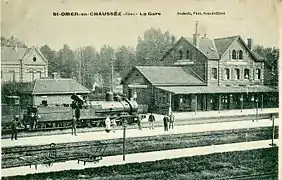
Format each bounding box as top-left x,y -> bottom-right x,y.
32,79 -> 90,95
1,47 -> 31,62
135,66 -> 205,85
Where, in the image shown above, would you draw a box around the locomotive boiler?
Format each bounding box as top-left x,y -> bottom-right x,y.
1,93 -> 139,131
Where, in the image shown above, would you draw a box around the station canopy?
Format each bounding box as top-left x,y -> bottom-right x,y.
157,85 -> 277,94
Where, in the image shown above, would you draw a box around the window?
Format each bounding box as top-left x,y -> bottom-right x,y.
179,50 -> 183,60
224,68 -> 230,80
186,50 -> 190,59
8,70 -> 16,82
33,57 -> 37,62
212,68 -> 218,79
256,69 -> 261,79
239,50 -> 243,60
244,69 -> 250,79
235,68 -> 240,80
232,50 -> 237,59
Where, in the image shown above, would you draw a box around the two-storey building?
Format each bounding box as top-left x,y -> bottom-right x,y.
1,46 -> 48,83
122,22 -> 278,113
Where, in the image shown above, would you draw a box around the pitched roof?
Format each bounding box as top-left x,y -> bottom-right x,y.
1,47 -> 31,63
214,36 -> 238,57
32,79 -> 90,95
157,85 -> 277,94
185,37 -> 219,59
132,66 -> 205,85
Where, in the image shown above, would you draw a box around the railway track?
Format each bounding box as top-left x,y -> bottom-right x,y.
1,112 -> 277,137
224,172 -> 277,180
1,126 -> 278,169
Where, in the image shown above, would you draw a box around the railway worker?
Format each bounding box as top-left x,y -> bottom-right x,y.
105,116 -> 111,133
11,115 -> 19,140
71,115 -> 77,136
169,111 -> 175,129
137,113 -> 142,131
148,112 -> 155,130
163,114 -> 169,131
111,117 -> 117,133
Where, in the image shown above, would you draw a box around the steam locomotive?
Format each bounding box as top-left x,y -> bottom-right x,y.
1,93 -> 139,131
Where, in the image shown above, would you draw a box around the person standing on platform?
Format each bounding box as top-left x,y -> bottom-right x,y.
71,115 -> 77,136
169,111 -> 175,129
148,112 -> 155,130
137,113 -> 142,131
11,116 -> 19,140
105,116 -> 111,133
111,117 -> 117,133
163,114 -> 169,131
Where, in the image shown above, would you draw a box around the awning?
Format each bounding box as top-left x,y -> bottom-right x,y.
157,85 -> 278,94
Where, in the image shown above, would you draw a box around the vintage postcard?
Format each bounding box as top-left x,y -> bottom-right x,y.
1,0 -> 280,179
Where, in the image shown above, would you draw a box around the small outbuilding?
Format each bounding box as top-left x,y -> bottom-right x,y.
21,78 -> 90,106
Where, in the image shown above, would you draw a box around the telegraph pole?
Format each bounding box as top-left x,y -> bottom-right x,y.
110,56 -> 115,93
111,62 -> 114,93
78,48 -> 82,84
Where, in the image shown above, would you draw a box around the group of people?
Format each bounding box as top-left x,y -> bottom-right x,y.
163,111 -> 175,131
147,111 -> 175,131
105,115 -> 117,133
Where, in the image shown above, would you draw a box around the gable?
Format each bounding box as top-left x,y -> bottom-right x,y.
223,37 -> 255,62
22,48 -> 48,65
126,69 -> 148,85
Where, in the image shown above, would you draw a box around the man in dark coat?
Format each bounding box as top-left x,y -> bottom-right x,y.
11,116 -> 19,140
148,112 -> 155,130
163,114 -> 169,131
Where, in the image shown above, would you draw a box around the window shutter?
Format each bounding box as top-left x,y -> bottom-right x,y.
229,50 -> 231,60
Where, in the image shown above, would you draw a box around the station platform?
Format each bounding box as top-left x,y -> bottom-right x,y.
1,139 -> 279,177
1,118 -> 278,148
153,108 -> 279,121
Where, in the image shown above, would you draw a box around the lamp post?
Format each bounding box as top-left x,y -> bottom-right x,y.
240,95 -> 243,112
251,96 -> 255,122
255,98 -> 258,122
269,114 -> 276,146
251,96 -> 258,122
122,118 -> 127,161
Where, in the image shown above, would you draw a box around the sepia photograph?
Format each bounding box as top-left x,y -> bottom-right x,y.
1,0 -> 280,179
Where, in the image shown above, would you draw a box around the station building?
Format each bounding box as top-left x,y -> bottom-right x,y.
122,23 -> 278,113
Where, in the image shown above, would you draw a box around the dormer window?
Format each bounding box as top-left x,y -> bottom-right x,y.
33,57 -> 37,62
232,50 -> 237,59
239,50 -> 243,60
179,50 -> 183,60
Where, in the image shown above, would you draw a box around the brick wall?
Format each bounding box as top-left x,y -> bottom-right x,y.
161,38 -> 207,81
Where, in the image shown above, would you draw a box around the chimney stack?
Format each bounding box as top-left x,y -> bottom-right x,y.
193,21 -> 200,47
247,38 -> 253,50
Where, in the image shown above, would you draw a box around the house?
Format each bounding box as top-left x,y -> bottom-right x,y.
1,46 -> 48,83
21,78 -> 90,106
122,22 -> 278,113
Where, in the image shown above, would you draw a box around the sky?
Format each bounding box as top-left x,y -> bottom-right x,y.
1,0 -> 280,51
